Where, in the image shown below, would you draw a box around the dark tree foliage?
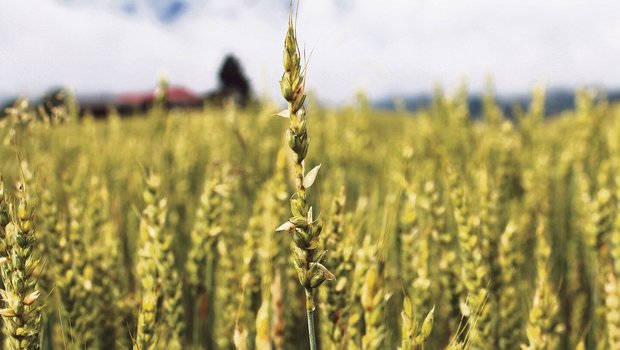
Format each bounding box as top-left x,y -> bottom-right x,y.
217,54 -> 252,107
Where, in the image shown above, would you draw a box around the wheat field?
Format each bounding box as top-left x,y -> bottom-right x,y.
0,84 -> 618,350
0,8 -> 620,350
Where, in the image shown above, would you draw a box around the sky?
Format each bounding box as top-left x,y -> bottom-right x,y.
1,0 -> 620,104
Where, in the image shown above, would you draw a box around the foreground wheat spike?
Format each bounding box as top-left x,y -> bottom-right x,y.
185,174 -> 229,348
50,195 -> 86,348
275,9 -> 335,350
522,218 -> 562,350
153,215 -> 184,350
83,179 -> 126,348
497,220 -> 525,349
234,204 -> 264,350
399,187 -> 433,333
395,154 -> 435,333
62,192 -> 98,347
36,189 -> 61,297
424,179 -> 460,339
571,165 -> 598,347
589,173 -> 615,347
398,186 -> 420,292
446,166 -> 491,348
400,294 -> 434,350
360,261 -> 387,350
134,174 -> 167,350
52,177 -> 114,349
321,187 -> 352,349
345,232 -> 370,350
0,180 -> 43,350
213,240 -> 238,348
346,246 -> 365,349
186,177 -> 227,293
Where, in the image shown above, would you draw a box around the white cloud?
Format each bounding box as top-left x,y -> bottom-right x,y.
1,0 -> 619,103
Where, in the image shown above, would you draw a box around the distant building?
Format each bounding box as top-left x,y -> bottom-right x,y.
77,85 -> 202,117
2,54 -> 255,119
118,86 -> 202,111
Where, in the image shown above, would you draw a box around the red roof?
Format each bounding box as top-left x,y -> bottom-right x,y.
117,86 -> 201,105
167,87 -> 201,103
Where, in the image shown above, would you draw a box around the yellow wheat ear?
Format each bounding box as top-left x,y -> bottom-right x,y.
275,3 -> 334,350
0,176 -> 43,350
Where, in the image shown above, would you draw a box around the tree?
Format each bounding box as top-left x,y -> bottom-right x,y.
218,54 -> 252,107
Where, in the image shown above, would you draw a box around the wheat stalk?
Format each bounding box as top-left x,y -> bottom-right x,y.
275,6 -> 335,350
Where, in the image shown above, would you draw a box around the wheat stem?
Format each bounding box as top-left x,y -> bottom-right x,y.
307,306 -> 317,350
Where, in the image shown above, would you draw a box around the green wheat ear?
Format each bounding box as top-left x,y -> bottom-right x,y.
275,5 -> 335,350
134,173 -> 167,350
0,179 -> 43,350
